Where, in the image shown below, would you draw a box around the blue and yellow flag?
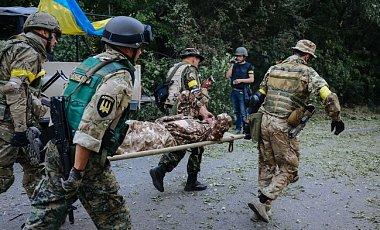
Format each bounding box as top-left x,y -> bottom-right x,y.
38,0 -> 111,36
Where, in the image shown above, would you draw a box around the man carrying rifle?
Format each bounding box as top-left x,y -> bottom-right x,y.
246,40 -> 345,223
25,16 -> 153,229
0,12 -> 60,198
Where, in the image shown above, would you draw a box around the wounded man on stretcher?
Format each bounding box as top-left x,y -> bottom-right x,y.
119,113 -> 232,153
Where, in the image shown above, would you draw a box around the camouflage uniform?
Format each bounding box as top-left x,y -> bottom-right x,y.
0,32 -> 48,198
25,47 -> 132,229
247,40 -> 344,223
257,52 -> 342,201
160,64 -> 208,174
119,113 -> 231,153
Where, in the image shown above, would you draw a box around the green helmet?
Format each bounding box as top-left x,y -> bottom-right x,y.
23,12 -> 61,37
235,47 -> 248,56
292,39 -> 317,58
179,48 -> 205,62
101,16 -> 153,48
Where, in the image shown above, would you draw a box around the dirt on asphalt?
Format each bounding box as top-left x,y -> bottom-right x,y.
1,109 -> 379,229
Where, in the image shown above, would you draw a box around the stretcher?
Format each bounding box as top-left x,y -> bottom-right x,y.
108,133 -> 245,161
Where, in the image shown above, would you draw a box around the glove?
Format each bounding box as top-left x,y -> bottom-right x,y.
61,167 -> 84,193
331,120 -> 345,135
163,104 -> 172,116
10,131 -> 28,147
243,123 -> 251,140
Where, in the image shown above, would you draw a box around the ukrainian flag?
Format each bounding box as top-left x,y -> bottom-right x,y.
38,0 -> 111,36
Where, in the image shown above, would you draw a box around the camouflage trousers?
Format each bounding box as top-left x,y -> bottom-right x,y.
257,114 -> 300,200
25,141 -> 131,229
0,138 -> 44,199
159,147 -> 203,174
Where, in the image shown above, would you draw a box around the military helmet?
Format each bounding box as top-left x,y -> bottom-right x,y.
235,47 -> 248,57
179,48 -> 205,62
292,39 -> 317,58
102,16 -> 153,48
23,12 -> 61,37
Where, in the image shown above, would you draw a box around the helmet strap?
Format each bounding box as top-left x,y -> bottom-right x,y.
31,30 -> 52,53
46,31 -> 53,53
131,48 -> 138,64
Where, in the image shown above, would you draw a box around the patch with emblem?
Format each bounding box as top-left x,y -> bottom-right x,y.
97,95 -> 115,118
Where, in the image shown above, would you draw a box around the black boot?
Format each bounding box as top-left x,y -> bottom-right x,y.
149,166 -> 166,192
290,171 -> 299,183
184,173 -> 207,191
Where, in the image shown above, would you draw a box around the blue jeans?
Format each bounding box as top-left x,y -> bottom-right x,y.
231,89 -> 247,131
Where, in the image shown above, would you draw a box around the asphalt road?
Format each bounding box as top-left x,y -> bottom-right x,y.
1,115 -> 379,229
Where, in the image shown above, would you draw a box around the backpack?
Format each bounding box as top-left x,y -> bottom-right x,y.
153,79 -> 173,113
153,62 -> 189,113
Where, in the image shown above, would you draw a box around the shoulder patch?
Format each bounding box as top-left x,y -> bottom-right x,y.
97,95 -> 115,117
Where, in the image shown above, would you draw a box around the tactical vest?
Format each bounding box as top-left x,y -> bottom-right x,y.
231,62 -> 252,90
63,56 -> 134,156
166,62 -> 194,90
261,62 -> 309,118
165,62 -> 193,108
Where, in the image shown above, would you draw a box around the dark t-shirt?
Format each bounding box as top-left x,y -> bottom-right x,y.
230,62 -> 254,90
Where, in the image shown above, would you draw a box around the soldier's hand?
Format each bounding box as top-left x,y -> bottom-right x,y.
331,120 -> 345,135
61,167 -> 84,193
243,123 -> 251,139
163,104 -> 172,116
10,131 -> 28,147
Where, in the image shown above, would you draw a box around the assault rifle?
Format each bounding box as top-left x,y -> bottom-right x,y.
50,96 -> 75,224
288,104 -> 316,139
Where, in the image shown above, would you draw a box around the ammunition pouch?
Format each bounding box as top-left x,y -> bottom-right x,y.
0,100 -> 11,123
100,129 -> 117,156
100,126 -> 128,157
248,112 -> 263,142
0,103 -> 6,121
26,127 -> 44,166
287,107 -> 305,127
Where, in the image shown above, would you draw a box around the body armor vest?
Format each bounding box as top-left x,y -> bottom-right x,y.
166,62 -> 194,90
165,62 -> 195,107
261,62 -> 309,118
63,56 -> 134,155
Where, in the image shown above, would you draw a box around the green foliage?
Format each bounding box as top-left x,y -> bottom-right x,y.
8,0 -> 377,114
199,54 -> 234,115
53,35 -> 100,62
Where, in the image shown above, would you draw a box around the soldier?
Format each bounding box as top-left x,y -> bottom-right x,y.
120,113 -> 232,153
0,12 -> 60,198
150,48 -> 214,192
24,16 -> 153,229
247,40 -> 345,222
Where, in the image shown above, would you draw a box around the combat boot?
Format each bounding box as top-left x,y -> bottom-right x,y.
248,201 -> 270,223
184,173 -> 207,191
250,202 -> 272,221
290,171 -> 299,183
149,166 -> 166,192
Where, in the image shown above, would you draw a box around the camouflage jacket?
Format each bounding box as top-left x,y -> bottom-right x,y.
177,88 -> 210,118
119,114 -> 231,153
0,32 -> 47,133
72,46 -> 134,153
165,62 -> 209,114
